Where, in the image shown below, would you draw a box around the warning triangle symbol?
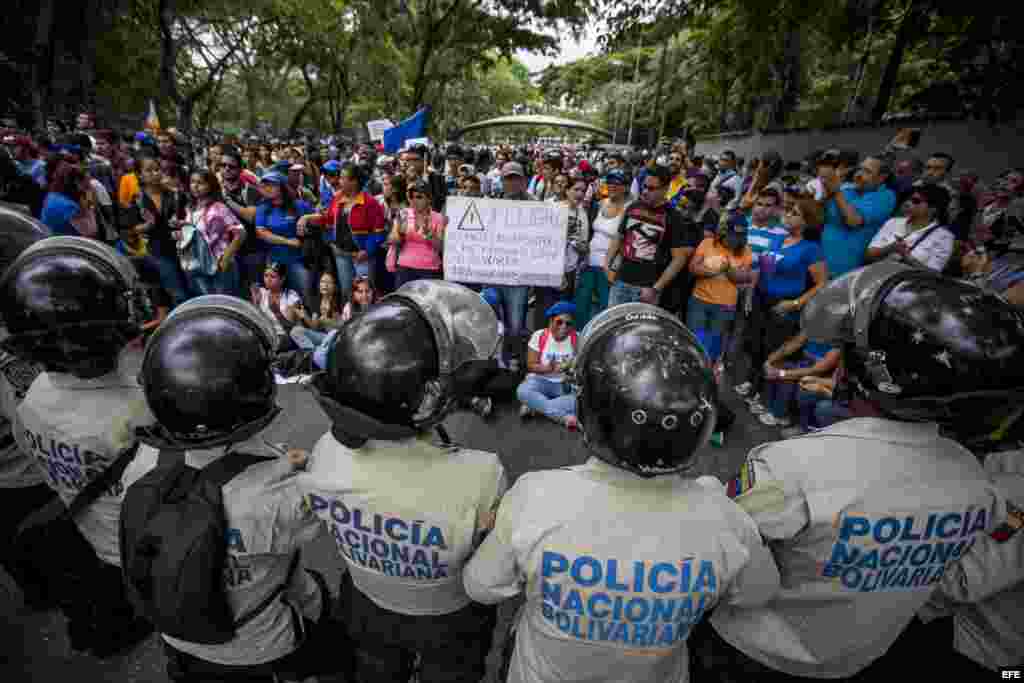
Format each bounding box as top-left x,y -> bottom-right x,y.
456,201 -> 487,231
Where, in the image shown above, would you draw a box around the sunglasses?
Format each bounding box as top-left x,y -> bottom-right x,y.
908,196 -> 927,205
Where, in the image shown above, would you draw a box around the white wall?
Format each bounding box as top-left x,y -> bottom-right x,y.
694,118 -> 1024,181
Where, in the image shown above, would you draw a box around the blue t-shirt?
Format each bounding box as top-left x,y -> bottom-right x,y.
745,217 -> 787,271
759,239 -> 823,301
804,341 -> 834,361
822,185 -> 896,278
256,200 -> 312,266
40,192 -> 80,236
319,176 -> 334,211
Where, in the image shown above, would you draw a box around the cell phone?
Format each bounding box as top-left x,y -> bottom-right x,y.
906,129 -> 921,148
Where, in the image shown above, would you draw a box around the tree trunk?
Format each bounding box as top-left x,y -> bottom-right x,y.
652,38 -> 671,139
771,24 -> 801,127
157,0 -> 180,126
872,4 -> 921,122
244,74 -> 259,131
844,1 -> 879,124
30,0 -> 58,131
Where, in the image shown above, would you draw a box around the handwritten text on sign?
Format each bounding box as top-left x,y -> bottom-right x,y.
444,197 -> 568,287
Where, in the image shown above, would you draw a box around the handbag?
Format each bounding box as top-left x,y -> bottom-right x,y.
178,206 -> 218,276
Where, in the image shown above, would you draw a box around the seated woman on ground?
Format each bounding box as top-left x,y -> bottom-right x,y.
312,275 -> 378,371
290,271 -> 344,351
252,261 -> 302,353
516,301 -> 579,432
759,332 -> 841,434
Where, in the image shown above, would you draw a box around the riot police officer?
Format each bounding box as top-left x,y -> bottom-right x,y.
1,235 -> 155,656
0,206 -> 56,610
300,279 -> 507,683
130,295 -> 343,682
699,261 -> 1021,680
463,303 -> 780,683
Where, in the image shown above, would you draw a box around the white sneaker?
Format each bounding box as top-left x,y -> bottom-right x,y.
734,381 -> 753,396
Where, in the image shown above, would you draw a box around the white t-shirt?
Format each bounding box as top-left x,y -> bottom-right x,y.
868,217 -> 954,272
256,288 -> 301,340
589,207 -> 621,269
15,349 -> 158,566
527,329 -> 576,383
300,432 -> 507,616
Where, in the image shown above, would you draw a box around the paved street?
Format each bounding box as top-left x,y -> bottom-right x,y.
1,379 -> 777,682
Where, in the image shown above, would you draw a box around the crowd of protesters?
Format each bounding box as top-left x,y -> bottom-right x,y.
2,116 -> 1024,436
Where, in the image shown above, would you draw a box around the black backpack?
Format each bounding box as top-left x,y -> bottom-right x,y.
120,451 -> 294,644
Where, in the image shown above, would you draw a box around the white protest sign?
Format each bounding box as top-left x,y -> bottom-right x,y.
444,197 -> 568,287
366,119 -> 394,141
404,137 -> 430,150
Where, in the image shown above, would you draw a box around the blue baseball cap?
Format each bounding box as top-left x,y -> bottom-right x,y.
604,169 -> 627,186
322,160 -> 341,174
259,171 -> 288,186
545,301 -> 577,319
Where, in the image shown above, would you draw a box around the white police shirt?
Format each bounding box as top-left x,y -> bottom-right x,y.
152,440 -> 324,666
15,349 -> 158,566
712,418 -> 1004,679
934,449 -> 1024,670
463,457 -> 780,683
0,349 -> 46,488
300,431 -> 507,616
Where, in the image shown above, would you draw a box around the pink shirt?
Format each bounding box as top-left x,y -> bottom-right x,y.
188,201 -> 244,260
396,208 -> 445,272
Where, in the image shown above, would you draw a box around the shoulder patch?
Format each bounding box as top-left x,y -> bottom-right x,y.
991,501 -> 1024,543
726,458 -> 757,499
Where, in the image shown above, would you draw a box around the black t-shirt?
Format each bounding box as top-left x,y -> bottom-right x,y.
616,200 -> 701,287
118,190 -> 181,258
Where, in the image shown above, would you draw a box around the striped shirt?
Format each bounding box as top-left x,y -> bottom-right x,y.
746,218 -> 787,271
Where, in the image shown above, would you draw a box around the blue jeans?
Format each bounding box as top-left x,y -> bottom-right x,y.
151,253 -> 189,307
282,261 -> 313,308
686,297 -> 736,362
394,267 -> 442,288
313,329 -> 340,370
491,285 -> 529,364
334,251 -> 355,304
765,360 -> 813,419
290,326 -> 328,351
798,391 -> 852,430
574,267 -> 610,331
186,264 -> 240,297
608,280 -> 647,308
516,375 -> 577,420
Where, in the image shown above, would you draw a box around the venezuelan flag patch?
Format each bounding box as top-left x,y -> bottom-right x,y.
726,459 -> 757,499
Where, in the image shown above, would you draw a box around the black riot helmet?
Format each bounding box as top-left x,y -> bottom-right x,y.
312,280 -> 500,446
0,204 -> 50,280
136,295 -> 280,450
0,236 -> 145,377
573,304 -> 717,477
802,262 -> 1024,444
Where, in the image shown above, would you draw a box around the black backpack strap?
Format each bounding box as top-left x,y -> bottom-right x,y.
67,441 -> 142,520
234,550 -> 301,630
199,451 -> 274,488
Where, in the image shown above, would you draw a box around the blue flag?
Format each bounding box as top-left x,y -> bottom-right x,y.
383,107 -> 430,154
